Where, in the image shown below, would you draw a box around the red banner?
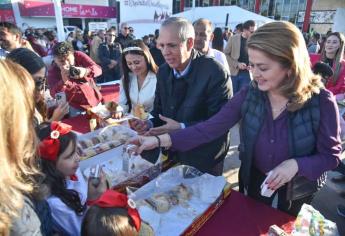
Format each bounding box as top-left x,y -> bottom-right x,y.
19,1 -> 116,19
0,9 -> 15,23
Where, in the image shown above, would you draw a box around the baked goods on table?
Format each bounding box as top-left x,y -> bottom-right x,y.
83,153 -> 154,188
90,102 -> 124,119
145,184 -> 193,213
77,126 -> 136,160
133,104 -> 148,120
130,166 -> 227,236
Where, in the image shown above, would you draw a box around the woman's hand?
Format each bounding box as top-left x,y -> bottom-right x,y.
50,102 -> 69,121
265,159 -> 299,191
87,170 -> 108,201
126,136 -> 160,154
126,134 -> 172,154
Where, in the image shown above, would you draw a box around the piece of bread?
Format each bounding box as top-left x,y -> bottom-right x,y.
133,104 -> 148,120
147,194 -> 171,213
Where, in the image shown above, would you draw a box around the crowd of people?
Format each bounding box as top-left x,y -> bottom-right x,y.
0,15 -> 345,235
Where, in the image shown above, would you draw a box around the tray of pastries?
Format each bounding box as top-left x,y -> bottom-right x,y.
77,125 -> 136,160
129,165 -> 227,236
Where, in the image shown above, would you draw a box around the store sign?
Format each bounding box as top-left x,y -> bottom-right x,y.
297,10 -> 336,24
120,0 -> 172,23
0,9 -> 15,23
19,1 -> 117,18
88,22 -> 109,32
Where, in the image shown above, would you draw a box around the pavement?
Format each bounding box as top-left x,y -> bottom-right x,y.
222,125 -> 345,235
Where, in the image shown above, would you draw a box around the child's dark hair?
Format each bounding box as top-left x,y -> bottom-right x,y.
81,206 -> 138,236
37,122 -> 86,215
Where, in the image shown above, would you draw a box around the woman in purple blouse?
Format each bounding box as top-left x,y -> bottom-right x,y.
128,22 -> 341,215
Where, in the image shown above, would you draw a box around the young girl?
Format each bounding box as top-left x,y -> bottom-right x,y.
82,190 -> 153,236
38,121 -> 107,235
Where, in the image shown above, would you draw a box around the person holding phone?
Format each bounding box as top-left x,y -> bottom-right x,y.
48,42 -> 103,117
7,48 -> 69,125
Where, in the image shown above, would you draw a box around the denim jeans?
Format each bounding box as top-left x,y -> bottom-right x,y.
231,70 -> 251,94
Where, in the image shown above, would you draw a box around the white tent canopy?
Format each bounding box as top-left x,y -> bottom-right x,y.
128,6 -> 274,38
173,6 -> 274,30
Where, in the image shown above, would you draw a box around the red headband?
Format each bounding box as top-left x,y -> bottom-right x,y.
87,190 -> 141,232
39,121 -> 72,161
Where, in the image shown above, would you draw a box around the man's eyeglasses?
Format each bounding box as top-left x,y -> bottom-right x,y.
107,34 -> 116,37
123,27 -> 129,30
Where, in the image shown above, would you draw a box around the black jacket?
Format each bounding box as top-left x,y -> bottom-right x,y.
98,42 -> 122,82
151,50 -> 232,173
115,33 -> 133,48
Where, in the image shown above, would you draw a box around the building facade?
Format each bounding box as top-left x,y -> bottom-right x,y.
9,0 -> 117,31
173,0 -> 344,33
308,0 -> 345,33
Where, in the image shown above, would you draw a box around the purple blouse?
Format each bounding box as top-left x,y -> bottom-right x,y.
170,86 -> 341,180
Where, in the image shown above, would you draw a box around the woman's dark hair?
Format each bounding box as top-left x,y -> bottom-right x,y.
7,48 -> 45,74
52,41 -> 74,57
212,27 -> 224,52
121,39 -> 158,113
81,206 -> 138,236
37,122 -> 86,215
7,48 -> 48,121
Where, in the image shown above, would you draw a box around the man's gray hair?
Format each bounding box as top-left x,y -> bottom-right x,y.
161,17 -> 195,42
120,22 -> 128,29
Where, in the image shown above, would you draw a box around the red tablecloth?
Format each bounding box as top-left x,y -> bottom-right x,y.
63,84 -> 120,133
196,190 -> 295,236
99,84 -> 120,102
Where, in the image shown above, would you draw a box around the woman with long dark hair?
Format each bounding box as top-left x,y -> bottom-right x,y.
7,48 -> 69,126
119,40 -> 158,117
212,27 -> 225,52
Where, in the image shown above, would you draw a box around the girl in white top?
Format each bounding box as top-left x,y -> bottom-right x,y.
37,121 -> 107,236
119,40 -> 158,115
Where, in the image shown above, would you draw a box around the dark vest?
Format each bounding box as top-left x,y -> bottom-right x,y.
239,84 -> 326,200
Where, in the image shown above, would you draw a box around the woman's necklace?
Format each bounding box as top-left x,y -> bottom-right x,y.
271,102 -> 288,119
271,103 -> 288,113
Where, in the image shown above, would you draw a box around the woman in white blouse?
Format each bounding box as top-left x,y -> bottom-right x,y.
119,40 -> 158,116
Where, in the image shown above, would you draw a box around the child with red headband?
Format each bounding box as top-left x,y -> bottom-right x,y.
37,121 -> 107,236
82,190 -> 154,236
